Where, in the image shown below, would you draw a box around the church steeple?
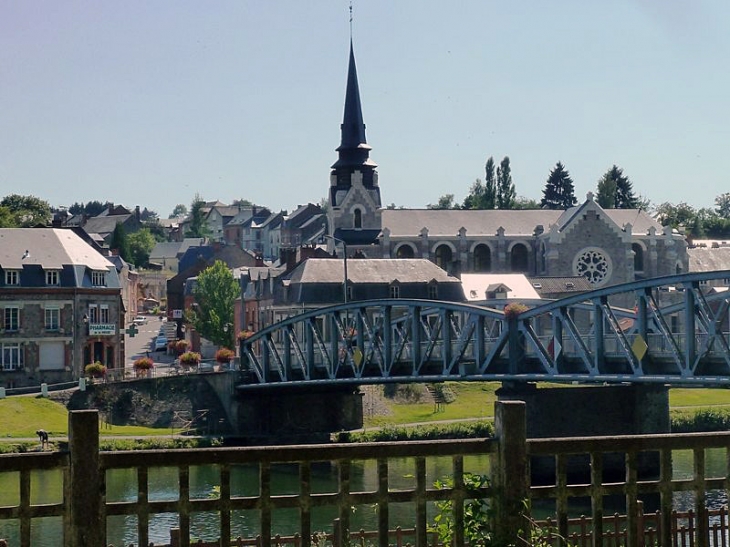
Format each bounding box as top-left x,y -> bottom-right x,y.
331,40 -> 377,180
327,33 -> 382,249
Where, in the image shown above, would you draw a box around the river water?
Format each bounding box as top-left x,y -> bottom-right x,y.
0,450 -> 724,546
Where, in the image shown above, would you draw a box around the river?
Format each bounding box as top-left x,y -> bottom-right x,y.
0,450 -> 723,546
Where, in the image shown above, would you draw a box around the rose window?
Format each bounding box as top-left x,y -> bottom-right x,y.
573,247 -> 612,286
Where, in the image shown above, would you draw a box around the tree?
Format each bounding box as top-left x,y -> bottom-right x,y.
169,204 -> 188,218
715,193 -> 730,219
139,207 -> 158,221
654,202 -> 703,237
0,194 -> 52,226
496,156 -> 515,210
540,162 -> 577,210
109,223 -> 131,262
595,165 -> 639,209
427,194 -> 459,210
68,200 -> 108,217
512,196 -> 541,210
186,194 -> 211,238
128,228 -> 156,267
463,157 -> 497,210
0,206 -> 16,227
190,260 -> 240,349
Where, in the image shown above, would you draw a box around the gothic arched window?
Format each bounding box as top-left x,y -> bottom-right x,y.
510,244 -> 529,273
396,244 -> 415,259
354,209 -> 362,229
473,244 -> 491,272
434,244 -> 453,271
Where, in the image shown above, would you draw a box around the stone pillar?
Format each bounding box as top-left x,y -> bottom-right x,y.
64,410 -> 103,547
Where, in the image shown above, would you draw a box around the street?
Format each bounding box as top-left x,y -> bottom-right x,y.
124,316 -> 176,376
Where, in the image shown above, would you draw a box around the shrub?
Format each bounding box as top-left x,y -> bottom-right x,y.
173,339 -> 189,355
503,302 -> 529,319
84,361 -> 106,378
237,329 -> 255,341
179,351 -> 201,366
133,357 -> 154,371
215,348 -> 235,363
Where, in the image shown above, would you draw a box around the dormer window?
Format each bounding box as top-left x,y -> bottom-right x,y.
389,284 -> 400,299
5,270 -> 19,286
46,270 -> 60,286
91,271 -> 107,287
428,283 -> 438,300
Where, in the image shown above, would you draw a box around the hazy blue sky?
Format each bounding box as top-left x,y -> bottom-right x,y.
2,1 -> 728,218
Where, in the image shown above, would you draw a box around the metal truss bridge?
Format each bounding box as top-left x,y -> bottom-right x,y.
239,271 -> 730,389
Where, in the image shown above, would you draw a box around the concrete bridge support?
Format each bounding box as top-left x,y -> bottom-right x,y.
234,385 -> 363,443
497,382 -> 669,486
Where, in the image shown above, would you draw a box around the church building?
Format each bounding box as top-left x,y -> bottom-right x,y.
326,42 -> 689,289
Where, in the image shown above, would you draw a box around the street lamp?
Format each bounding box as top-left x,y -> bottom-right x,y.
322,234 -> 348,304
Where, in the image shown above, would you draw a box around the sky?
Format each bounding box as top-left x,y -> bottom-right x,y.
1,1 -> 729,218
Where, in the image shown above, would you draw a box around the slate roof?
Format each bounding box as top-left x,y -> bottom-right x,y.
82,214 -> 133,237
0,228 -> 114,270
381,207 -> 664,238
687,247 -> 730,272
287,258 -> 460,285
527,276 -> 593,297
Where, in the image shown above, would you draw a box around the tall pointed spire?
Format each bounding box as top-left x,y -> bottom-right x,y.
331,40 -> 377,173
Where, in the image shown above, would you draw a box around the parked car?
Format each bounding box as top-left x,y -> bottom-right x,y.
153,336 -> 168,352
133,315 -> 147,325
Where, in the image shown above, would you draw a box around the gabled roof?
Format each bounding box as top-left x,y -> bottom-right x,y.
287,258 -> 460,284
527,276 -> 593,296
460,274 -> 541,302
0,228 -> 114,270
82,214 -> 134,237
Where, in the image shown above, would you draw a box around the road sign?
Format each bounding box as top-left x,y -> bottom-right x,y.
172,309 -> 183,319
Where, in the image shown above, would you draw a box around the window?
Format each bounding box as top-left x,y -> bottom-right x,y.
632,243 -> 644,272
45,307 -> 60,330
4,307 -> 19,331
354,209 -> 362,229
100,305 -> 110,323
91,271 -> 106,287
88,305 -> 99,323
510,244 -> 529,273
396,245 -> 415,259
389,285 -> 400,299
434,245 -> 452,271
46,270 -> 60,285
1,343 -> 23,371
5,270 -> 19,285
473,244 -> 491,272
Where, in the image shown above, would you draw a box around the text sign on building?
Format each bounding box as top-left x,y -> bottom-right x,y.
89,323 -> 117,336
172,309 -> 183,319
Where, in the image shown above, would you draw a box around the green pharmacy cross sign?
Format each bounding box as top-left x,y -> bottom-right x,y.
125,324 -> 139,338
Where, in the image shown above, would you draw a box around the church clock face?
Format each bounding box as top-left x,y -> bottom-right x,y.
573,247 -> 612,286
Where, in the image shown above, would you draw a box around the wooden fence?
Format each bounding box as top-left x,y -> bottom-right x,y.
3,402 -> 730,547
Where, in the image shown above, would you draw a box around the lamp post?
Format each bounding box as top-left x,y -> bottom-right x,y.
322,234 -> 348,304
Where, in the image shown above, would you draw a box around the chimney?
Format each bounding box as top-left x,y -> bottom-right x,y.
135,205 -> 141,222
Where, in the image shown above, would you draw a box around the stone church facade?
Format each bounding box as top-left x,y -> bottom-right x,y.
326,42 -> 689,290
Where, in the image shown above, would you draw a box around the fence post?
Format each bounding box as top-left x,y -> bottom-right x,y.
493,401 -> 528,545
64,410 -> 103,547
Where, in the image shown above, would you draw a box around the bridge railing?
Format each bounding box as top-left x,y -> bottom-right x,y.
3,404 -> 730,547
240,271 -> 730,386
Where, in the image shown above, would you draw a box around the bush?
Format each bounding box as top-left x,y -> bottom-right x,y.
179,351 -> 201,366
133,357 -> 154,371
173,340 -> 189,355
503,302 -> 529,319
215,348 -> 235,363
335,420 -> 494,443
237,329 -> 255,341
671,408 -> 730,432
84,361 -> 106,378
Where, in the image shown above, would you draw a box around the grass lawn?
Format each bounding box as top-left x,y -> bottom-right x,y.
0,396 -> 179,438
365,382 -> 730,428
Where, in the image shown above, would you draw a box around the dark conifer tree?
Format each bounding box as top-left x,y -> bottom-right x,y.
596,165 -> 639,209
540,162 -> 577,209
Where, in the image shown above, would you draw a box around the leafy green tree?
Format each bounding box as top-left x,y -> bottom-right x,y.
715,193 -> 730,218
0,206 -> 16,227
496,156 -> 515,210
190,260 -> 239,349
655,202 -> 704,237
427,194 -> 459,210
109,223 -> 131,261
463,157 -> 497,210
186,194 -> 211,238
128,228 -> 156,267
596,165 -> 639,209
512,196 -> 541,210
540,162 -> 577,209
170,204 -> 188,218
68,200 -> 108,216
0,194 -> 52,226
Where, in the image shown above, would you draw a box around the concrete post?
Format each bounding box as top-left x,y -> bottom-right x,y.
64,410 -> 103,547
493,401 -> 528,545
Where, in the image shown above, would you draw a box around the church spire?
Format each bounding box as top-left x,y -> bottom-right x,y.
331,40 -> 377,173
